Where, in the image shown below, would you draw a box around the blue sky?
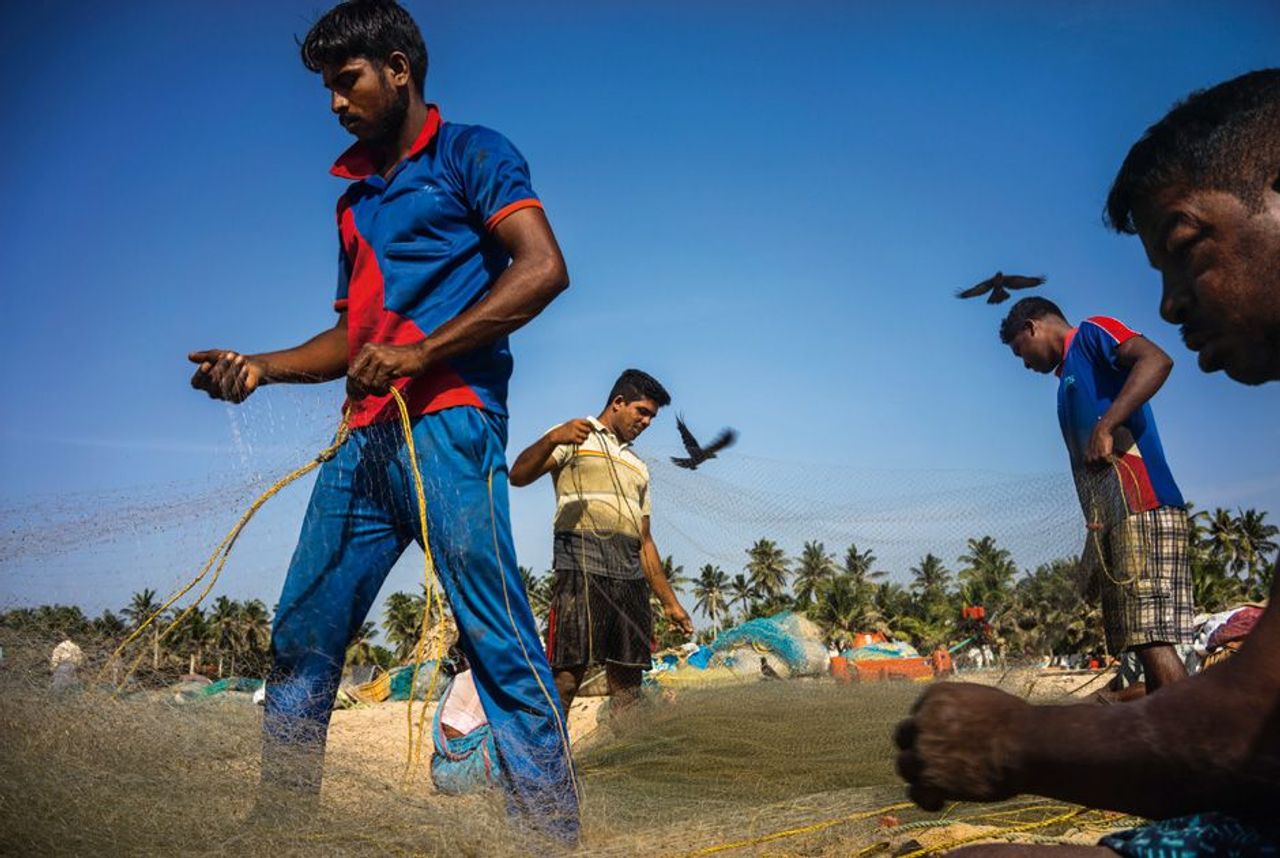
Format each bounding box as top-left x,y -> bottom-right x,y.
1,1 -> 1276,618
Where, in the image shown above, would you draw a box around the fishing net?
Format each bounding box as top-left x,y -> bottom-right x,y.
1,389 -> 1136,855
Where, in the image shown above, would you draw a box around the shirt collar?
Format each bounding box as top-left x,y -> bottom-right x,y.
588,416 -> 631,449
330,104 -> 442,181
1056,327 -> 1079,378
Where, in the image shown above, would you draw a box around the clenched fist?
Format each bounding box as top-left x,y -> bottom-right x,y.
347,341 -> 431,400
894,682 -> 1031,811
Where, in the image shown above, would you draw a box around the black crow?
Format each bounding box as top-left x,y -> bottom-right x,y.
671,416 -> 737,470
956,272 -> 1046,304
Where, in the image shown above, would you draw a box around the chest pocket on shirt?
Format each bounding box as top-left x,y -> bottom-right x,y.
383,239 -> 456,261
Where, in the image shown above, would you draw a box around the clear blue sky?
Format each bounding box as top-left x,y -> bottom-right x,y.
1,1 -> 1276,618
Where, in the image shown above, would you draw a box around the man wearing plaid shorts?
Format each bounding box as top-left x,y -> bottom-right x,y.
1000,297 -> 1191,693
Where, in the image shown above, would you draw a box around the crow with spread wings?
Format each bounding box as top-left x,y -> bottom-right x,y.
672,416 -> 737,470
956,272 -> 1046,304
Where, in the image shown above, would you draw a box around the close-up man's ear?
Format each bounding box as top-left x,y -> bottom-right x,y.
386,51 -> 411,84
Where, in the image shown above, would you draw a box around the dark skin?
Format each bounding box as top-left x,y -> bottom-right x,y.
510,396 -> 694,714
1009,315 -> 1186,692
190,52 -> 568,403
896,176 -> 1280,833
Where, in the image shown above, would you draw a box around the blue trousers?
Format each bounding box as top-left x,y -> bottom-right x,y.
263,406 -> 579,839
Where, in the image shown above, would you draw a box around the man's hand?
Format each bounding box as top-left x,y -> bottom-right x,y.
548,419 -> 594,446
189,350 -> 265,403
664,602 -> 695,638
1086,419 -> 1116,466
347,341 -> 430,400
894,682 -> 1030,811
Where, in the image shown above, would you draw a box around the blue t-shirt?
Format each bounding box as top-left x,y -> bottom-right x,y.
331,105 -> 542,428
1057,316 -> 1184,526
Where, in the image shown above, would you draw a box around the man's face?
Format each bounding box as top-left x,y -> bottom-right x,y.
321,56 -> 409,145
609,397 -> 660,443
1008,320 -> 1061,375
1135,184 -> 1280,385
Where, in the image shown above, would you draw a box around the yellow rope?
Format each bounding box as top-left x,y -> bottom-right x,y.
390,387 -> 448,777
678,801 -> 915,857
102,414 -> 352,688
896,806 -> 1090,857
102,386 -> 447,786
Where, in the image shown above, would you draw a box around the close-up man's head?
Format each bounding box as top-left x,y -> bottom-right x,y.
603,370 -> 672,442
1106,68 -> 1280,385
301,0 -> 428,145
1000,297 -> 1071,375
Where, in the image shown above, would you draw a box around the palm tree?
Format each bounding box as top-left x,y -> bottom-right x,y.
957,536 -> 1017,614
122,588 -> 163,670
874,581 -> 912,632
793,541 -> 837,609
745,539 -> 790,600
93,610 -> 127,643
727,574 -> 755,623
909,553 -> 953,623
209,596 -> 242,677
1235,508 -> 1279,596
519,566 -> 554,626
1201,507 -> 1242,572
239,599 -> 272,674
345,621 -> 379,668
383,590 -> 426,662
662,555 -> 693,595
692,564 -> 729,631
167,606 -> 211,674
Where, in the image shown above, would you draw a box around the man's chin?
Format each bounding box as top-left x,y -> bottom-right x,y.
1214,345 -> 1276,386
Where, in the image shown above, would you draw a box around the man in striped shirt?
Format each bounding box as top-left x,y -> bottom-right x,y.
511,369 -> 694,713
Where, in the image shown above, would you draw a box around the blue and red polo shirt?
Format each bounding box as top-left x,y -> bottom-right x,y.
332,105 -> 543,428
1056,316 -> 1185,522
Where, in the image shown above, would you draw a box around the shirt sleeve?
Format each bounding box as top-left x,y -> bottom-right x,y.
1081,317 -> 1140,372
455,126 -> 543,231
548,424 -> 572,468
640,477 -> 651,517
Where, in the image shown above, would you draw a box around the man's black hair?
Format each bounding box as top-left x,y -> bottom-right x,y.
1105,68 -> 1280,234
608,369 -> 671,407
999,297 -> 1067,344
300,0 -> 428,96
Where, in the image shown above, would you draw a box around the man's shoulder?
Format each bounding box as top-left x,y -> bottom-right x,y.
436,121 -> 520,161
1080,316 -> 1141,344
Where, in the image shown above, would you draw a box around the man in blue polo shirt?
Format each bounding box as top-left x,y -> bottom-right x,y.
999,296 -> 1191,694
186,0 -> 577,839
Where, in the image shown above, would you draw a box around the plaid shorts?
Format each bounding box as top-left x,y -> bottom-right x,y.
1096,505 -> 1194,653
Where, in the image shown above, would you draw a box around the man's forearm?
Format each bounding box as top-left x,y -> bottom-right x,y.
417,256 -> 567,367
510,433 -> 559,487
640,538 -> 680,610
251,323 -> 349,385
1012,641 -> 1280,818
1100,353 -> 1172,431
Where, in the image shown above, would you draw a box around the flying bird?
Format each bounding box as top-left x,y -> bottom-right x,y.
955,272 -> 1046,304
671,415 -> 737,470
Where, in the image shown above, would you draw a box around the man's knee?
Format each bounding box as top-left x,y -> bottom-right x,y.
554,667 -> 583,705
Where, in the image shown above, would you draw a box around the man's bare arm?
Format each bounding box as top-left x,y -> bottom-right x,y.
510,419 -> 593,487
640,518 -> 694,637
1086,336 -> 1174,464
347,207 -> 569,399
896,568 -> 1280,819
189,313 -> 349,403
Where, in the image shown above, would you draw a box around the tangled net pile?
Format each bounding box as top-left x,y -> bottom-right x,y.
1,389 -> 1134,855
